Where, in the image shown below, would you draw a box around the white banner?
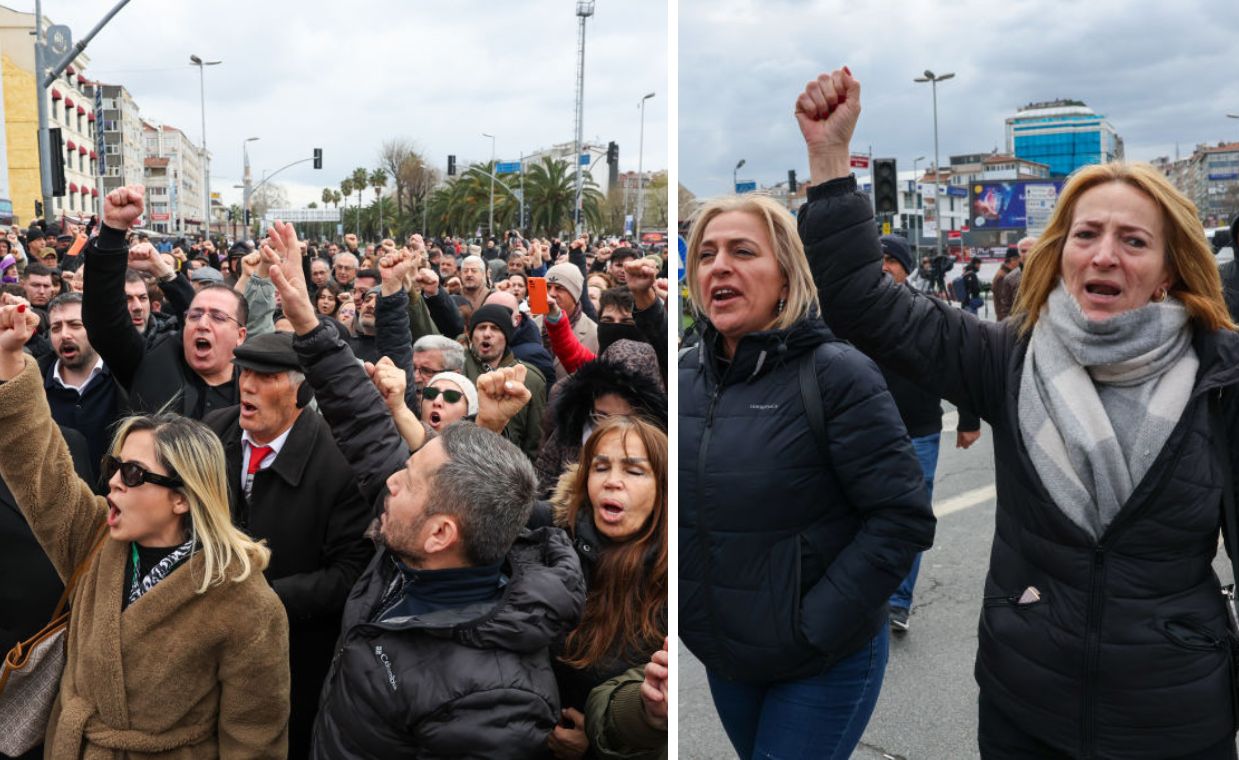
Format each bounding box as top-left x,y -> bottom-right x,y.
263,207 -> 341,222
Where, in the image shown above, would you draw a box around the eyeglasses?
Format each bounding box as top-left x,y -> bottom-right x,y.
185,307 -> 242,326
103,455 -> 184,489
422,387 -> 464,404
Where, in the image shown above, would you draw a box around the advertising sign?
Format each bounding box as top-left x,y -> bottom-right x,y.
734,181 -> 757,193
970,180 -> 1066,234
849,155 -> 870,168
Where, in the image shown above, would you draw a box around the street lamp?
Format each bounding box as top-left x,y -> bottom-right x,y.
734,159 -> 746,193
189,54 -> 221,237
482,132 -> 496,239
914,69 -> 954,262
912,155 -> 925,255
242,136 -> 258,230
636,92 -> 655,244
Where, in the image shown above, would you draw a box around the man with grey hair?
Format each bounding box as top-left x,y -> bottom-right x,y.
332,251 -> 359,289
412,334 -> 466,392
203,331 -> 373,759
459,254 -> 491,314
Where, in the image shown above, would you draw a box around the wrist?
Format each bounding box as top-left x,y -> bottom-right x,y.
807,145 -> 851,184
0,351 -> 26,382
380,280 -> 403,297
156,268 -> 177,283
632,288 -> 656,310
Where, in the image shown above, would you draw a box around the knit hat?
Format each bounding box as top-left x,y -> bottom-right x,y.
470,303 -> 515,344
546,263 -> 584,302
879,234 -> 914,277
468,244 -> 482,256
426,371 -> 478,416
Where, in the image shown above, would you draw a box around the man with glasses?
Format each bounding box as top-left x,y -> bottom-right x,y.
84,185 -> 248,420
411,335 -> 466,394
332,252 -> 359,289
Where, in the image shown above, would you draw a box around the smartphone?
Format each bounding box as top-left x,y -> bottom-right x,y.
67,233 -> 87,258
527,276 -> 549,315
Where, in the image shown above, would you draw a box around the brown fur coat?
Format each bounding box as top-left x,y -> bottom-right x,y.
0,356 -> 289,758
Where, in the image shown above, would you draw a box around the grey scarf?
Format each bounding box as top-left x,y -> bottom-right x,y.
1019,284 -> 1198,538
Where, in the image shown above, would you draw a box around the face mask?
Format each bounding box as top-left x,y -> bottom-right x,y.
597,322 -> 646,355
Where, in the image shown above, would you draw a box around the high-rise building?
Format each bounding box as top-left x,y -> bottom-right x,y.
1153,143 -> 1239,227
142,122 -> 205,235
1005,100 -> 1123,178
89,83 -> 144,196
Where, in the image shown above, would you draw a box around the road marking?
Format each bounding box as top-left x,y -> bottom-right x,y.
935,483 -> 996,517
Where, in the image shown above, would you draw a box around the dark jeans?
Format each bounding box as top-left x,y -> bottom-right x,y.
890,433 -> 940,611
978,692 -> 1238,759
706,627 -> 889,759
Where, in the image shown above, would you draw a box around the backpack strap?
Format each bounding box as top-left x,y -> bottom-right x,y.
798,348 -> 829,459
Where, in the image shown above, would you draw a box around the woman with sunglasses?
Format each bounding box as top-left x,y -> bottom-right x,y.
0,299 -> 290,758
419,371 -> 478,432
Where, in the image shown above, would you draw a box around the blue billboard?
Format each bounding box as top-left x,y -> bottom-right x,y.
970,179 -> 1066,233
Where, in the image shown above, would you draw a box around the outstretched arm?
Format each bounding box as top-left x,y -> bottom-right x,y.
82,185 -> 149,390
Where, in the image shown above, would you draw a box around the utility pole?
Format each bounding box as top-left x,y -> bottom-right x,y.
915,70 -> 954,262
636,91 -> 654,244
483,132 -> 495,238
573,0 -> 595,235
34,0 -> 132,224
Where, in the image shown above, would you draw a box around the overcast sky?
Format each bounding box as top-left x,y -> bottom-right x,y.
38,0 -> 667,209
680,0 -> 1239,197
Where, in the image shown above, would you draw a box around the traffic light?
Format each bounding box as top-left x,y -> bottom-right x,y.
788,170 -> 798,193
313,148 -> 323,170
48,128 -> 66,197
872,158 -> 898,216
606,142 -> 618,165
447,155 -> 456,176
244,209 -> 252,225
34,199 -> 43,219
227,208 -> 235,222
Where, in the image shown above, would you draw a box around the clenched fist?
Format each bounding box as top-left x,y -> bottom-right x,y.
103,185 -> 146,231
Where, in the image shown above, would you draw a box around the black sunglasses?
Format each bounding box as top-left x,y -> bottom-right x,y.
104,455 -> 184,489
422,387 -> 464,404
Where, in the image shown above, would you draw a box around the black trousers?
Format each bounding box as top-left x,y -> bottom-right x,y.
978,693 -> 1238,760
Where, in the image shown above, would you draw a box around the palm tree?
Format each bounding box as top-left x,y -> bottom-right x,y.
340,179 -> 354,240
350,167 -> 368,238
370,168 -> 389,239
523,156 -> 605,236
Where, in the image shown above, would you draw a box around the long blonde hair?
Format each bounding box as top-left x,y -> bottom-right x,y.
1012,162 -> 1233,334
685,193 -> 820,331
110,415 -> 269,593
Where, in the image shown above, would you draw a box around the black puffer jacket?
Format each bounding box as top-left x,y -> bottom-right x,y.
804,175 -> 1239,758
679,316 -> 935,683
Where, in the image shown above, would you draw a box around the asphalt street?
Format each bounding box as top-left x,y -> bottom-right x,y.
677,408 -> 1238,759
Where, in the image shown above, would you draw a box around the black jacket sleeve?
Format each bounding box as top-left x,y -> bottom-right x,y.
568,245 -> 600,323
292,321 -> 409,508
799,345 -> 936,652
376,289 -> 414,386
634,297 -> 668,384
159,271 -> 195,325
799,176 -> 1013,423
425,288 -> 464,338
82,224 -> 145,391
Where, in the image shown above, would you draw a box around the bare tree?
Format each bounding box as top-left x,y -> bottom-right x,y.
379,138 -> 416,215
249,184 -> 290,223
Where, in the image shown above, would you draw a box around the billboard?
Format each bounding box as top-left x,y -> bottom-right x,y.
970,179 -> 1066,235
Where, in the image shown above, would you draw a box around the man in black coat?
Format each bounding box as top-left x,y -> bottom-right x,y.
83,186 -> 248,420
202,331 -> 372,760
1218,214 -> 1239,322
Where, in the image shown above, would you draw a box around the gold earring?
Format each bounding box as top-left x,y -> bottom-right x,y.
1153,287 -> 1168,303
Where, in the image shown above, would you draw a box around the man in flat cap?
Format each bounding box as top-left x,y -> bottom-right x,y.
203,331 -> 372,760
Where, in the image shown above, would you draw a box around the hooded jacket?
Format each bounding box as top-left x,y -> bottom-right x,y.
803,174 -> 1239,758
679,315 -> 935,683
536,340 -> 666,497
309,528 -> 586,759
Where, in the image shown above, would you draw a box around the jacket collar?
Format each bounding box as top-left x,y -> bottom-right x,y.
698,314 -> 833,387
221,406 -> 316,488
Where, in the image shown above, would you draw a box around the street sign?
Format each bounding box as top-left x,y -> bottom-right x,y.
946,186 -> 968,198
849,155 -> 870,169
882,221 -> 892,235
496,161 -> 521,174
735,181 -> 757,193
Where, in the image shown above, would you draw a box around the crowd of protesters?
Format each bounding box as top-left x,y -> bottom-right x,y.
0,183 -> 668,759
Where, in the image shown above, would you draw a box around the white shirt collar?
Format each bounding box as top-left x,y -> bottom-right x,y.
52,355 -> 104,393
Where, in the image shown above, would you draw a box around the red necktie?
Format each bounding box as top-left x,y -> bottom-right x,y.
245,445 -> 273,501
247,445 -> 273,475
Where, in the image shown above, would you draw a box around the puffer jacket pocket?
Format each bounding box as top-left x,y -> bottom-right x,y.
1160,618 -> 1228,652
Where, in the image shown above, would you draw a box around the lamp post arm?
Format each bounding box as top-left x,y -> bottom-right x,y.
248,156 -> 315,197
43,0 -> 134,87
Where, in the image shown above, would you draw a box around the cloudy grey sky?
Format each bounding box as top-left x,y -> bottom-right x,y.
680,0 -> 1239,197
38,0 -> 667,208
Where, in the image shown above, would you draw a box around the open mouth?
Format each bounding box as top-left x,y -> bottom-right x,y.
59,344 -> 78,361
1084,282 -> 1122,298
192,336 -> 213,357
597,501 -> 625,524
106,498 -> 121,527
240,400 -> 259,417
711,286 -> 741,304
429,411 -> 443,428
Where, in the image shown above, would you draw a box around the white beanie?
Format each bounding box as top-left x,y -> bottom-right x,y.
426,371 -> 478,417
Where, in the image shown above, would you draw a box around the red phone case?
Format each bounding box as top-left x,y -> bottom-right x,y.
528,277 -> 549,315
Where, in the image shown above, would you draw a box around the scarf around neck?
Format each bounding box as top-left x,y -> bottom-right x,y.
1018,284 -> 1198,539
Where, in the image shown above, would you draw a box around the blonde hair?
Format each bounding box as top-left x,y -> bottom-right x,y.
685,194 -> 819,331
1012,162 -> 1233,334
110,415 -> 270,594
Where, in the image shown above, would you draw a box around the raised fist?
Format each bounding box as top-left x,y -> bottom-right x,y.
103,185 -> 146,231
365,356 -> 407,413
414,268 -> 440,297
128,242 -> 169,276
475,364 -> 531,433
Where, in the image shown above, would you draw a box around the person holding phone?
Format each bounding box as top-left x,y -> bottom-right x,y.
798,67 -> 1239,758
679,185 -> 935,757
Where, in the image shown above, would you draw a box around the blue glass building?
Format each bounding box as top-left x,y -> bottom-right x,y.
1005,101 -> 1122,178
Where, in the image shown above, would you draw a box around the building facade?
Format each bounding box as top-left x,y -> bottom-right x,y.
1006,100 -> 1123,178
0,5 -> 97,225
142,122 -> 205,235
91,83 -> 144,196
1153,142 -> 1239,227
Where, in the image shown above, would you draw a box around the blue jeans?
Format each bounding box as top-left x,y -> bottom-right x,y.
706,627 -> 890,759
889,433 -> 940,610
